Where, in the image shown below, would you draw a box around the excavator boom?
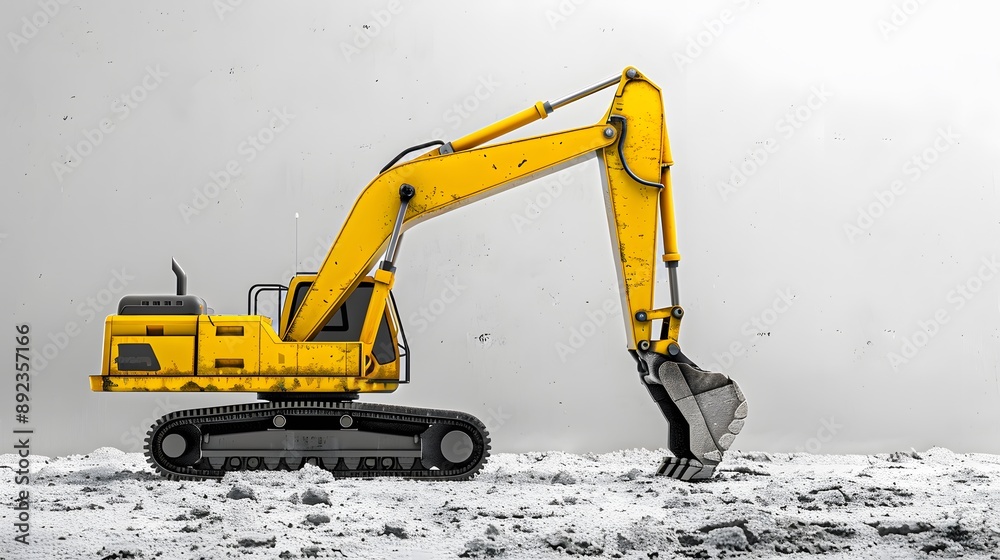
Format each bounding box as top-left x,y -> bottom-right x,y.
284,69 -> 667,352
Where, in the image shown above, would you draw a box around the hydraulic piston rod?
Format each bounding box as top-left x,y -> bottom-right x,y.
441,71 -> 628,155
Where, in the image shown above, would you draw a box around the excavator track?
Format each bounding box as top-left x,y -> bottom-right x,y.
144,401 -> 490,481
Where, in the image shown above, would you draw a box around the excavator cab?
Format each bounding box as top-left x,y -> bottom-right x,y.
275,275 -> 408,379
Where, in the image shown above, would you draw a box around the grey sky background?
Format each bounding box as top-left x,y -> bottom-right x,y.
1,0 -> 998,459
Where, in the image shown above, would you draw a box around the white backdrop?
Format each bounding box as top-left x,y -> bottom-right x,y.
2,0 -> 998,458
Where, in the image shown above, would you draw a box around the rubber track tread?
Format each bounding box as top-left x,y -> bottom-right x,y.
144,401 -> 490,482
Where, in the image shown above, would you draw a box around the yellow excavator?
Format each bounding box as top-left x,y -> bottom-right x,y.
90,67 -> 747,481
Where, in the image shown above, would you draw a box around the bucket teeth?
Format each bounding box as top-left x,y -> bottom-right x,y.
639,351 -> 747,481
656,457 -> 714,481
734,401 -> 749,420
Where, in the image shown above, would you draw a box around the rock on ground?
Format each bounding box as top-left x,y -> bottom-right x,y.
0,446 -> 998,559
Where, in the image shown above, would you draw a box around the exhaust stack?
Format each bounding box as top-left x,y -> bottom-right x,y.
171,258 -> 187,296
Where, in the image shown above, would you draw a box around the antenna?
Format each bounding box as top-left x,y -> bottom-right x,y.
294,212 -> 299,273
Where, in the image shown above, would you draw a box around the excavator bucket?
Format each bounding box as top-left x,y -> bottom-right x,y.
637,350 -> 747,481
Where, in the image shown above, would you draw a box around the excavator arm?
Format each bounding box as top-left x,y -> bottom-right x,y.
284,67 -> 747,480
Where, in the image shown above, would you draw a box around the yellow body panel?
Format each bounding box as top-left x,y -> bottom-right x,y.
197,317 -> 261,375
297,342 -> 364,376
109,315 -> 199,336
92,313 -> 387,392
90,374 -> 398,393
259,317 -> 296,376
